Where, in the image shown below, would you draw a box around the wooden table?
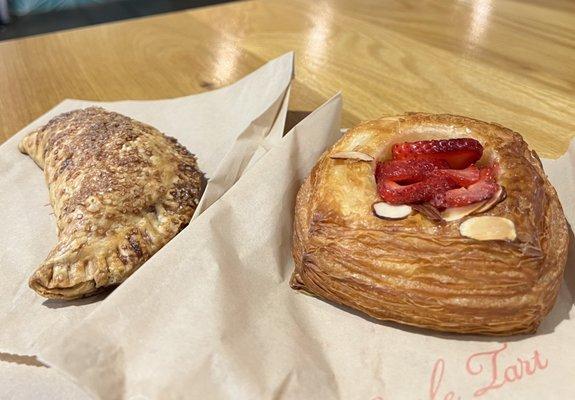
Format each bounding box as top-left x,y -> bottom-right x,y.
0,0 -> 573,157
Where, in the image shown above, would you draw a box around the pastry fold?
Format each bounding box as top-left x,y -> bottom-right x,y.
20,107 -> 203,299
291,113 -> 569,335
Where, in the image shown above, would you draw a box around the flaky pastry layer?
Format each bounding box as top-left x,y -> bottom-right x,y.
291,113 -> 569,335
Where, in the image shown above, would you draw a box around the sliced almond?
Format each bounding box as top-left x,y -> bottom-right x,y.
330,151 -> 374,162
412,203 -> 444,222
441,201 -> 487,222
473,186 -> 507,214
372,202 -> 413,220
459,216 -> 516,241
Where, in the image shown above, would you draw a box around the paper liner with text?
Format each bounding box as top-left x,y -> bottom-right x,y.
37,94 -> 574,400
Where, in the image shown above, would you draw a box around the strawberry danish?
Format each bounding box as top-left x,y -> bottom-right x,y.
291,113 -> 569,335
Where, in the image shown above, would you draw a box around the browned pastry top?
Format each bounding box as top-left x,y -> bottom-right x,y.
291,113 -> 569,335
20,107 -> 204,299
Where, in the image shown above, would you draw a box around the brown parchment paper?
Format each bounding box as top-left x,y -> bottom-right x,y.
37,98 -> 575,399
0,52 -> 294,358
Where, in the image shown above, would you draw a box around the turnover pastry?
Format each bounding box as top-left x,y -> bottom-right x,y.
20,107 -> 204,300
291,113 -> 569,335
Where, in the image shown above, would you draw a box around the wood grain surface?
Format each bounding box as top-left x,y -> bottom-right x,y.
0,0 -> 573,157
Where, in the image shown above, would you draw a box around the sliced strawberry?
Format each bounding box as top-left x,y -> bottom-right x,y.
479,164 -> 498,182
436,165 -> 480,187
392,138 -> 483,169
377,175 -> 459,205
375,158 -> 449,184
429,192 -> 447,209
431,175 -> 499,208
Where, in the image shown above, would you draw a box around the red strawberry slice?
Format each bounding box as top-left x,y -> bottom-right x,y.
377,175 -> 459,205
375,158 -> 449,184
392,138 -> 483,169
479,164 -> 498,181
436,165 -> 480,187
429,192 -> 448,210
430,170 -> 499,208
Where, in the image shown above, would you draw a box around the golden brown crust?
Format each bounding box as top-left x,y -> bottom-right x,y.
20,107 -> 204,300
291,113 -> 569,335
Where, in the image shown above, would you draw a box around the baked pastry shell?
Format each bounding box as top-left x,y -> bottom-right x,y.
291,113 -> 569,335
